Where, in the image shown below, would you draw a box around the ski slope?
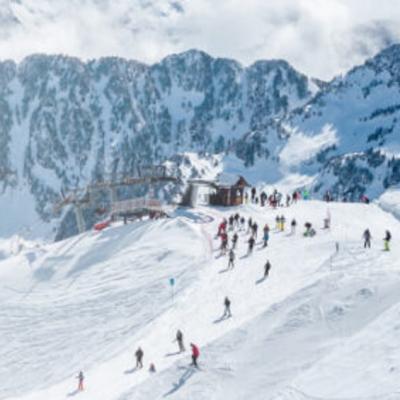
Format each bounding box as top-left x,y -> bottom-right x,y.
1,200 -> 400,400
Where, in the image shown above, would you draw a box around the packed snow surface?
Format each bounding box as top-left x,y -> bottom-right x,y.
1,200 -> 400,399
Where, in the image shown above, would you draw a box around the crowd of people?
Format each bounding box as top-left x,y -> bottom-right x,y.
74,185 -> 393,392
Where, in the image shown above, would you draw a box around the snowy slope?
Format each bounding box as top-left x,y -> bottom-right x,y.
2,200 -> 400,400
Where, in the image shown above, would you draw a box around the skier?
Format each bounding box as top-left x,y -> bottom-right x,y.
264,260 -> 271,278
234,213 -> 240,227
286,194 -> 291,207
217,219 -> 227,237
384,230 -> 391,251
252,222 -> 258,239
228,215 -> 234,231
363,229 -> 372,248
77,371 -> 84,392
232,232 -> 239,249
323,210 -> 331,229
228,249 -> 235,269
275,215 -> 280,230
280,215 -> 286,231
251,187 -> 256,203
223,296 -> 232,318
176,329 -> 185,352
220,232 -> 228,255
247,236 -> 255,255
260,191 -> 267,207
190,343 -> 200,368
135,347 -> 144,369
290,219 -> 297,235
263,224 -> 270,247
247,217 -> 253,234
149,363 -> 156,373
240,216 -> 245,231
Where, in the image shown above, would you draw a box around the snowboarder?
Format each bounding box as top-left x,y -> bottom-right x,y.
384,230 -> 391,251
228,249 -> 235,269
263,224 -> 270,247
77,371 -> 84,392
248,236 -> 255,255
264,260 -> 271,278
363,229 -> 372,248
135,347 -> 144,369
232,232 -> 239,249
190,343 -> 200,368
290,219 -> 297,235
223,296 -> 232,318
176,329 -> 185,352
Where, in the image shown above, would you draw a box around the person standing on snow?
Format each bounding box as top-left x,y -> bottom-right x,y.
228,249 -> 235,269
384,230 -> 392,251
251,187 -> 257,203
228,215 -> 234,231
263,224 -> 270,247
77,371 -> 84,391
217,219 -> 227,237
252,222 -> 258,239
135,347 -> 144,369
220,232 -> 229,255
363,229 -> 372,249
149,363 -> 156,373
176,329 -> 185,352
190,343 -> 200,368
248,236 -> 255,255
291,219 -> 297,235
240,216 -> 245,231
280,215 -> 286,231
223,296 -> 232,318
232,232 -> 239,249
264,260 -> 271,278
275,215 -> 280,230
247,217 -> 253,234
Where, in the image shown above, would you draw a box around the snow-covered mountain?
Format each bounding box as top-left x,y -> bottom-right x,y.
271,44 -> 400,200
0,50 -> 315,239
2,44 -> 400,240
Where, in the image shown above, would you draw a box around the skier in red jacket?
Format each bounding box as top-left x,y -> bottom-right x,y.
190,343 -> 200,368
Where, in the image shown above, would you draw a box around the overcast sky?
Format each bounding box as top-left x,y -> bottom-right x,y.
1,0 -> 400,80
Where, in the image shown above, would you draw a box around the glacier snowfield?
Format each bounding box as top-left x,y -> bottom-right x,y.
1,200 -> 400,400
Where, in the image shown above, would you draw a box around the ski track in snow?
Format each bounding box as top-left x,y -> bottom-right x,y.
1,201 -> 400,400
